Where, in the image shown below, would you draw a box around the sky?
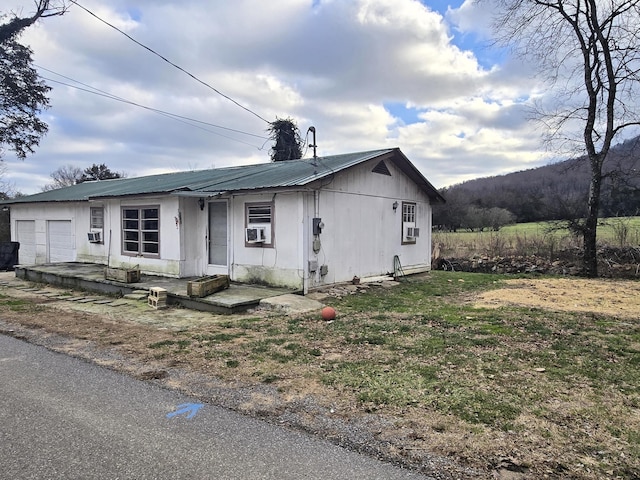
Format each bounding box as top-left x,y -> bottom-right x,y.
2,0 -> 551,195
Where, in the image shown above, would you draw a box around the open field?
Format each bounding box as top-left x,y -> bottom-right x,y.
433,216 -> 640,259
501,216 -> 640,244
0,271 -> 638,479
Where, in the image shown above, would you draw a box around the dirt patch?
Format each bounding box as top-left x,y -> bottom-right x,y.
474,277 -> 640,319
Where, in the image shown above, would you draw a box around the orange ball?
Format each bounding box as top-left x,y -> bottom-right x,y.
321,306 -> 336,320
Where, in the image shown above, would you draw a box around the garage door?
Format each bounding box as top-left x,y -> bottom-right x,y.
16,220 -> 36,265
48,220 -> 74,263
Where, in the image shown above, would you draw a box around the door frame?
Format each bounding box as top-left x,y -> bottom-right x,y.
206,200 -> 229,276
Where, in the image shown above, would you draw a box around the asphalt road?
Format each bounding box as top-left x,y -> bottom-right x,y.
0,334 -> 433,480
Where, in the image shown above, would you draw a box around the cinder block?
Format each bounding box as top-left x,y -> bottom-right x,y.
148,295 -> 167,309
149,287 -> 167,299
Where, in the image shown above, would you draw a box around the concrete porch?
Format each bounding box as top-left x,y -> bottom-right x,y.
14,262 -> 299,314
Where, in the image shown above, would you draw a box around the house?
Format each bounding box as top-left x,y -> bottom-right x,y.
1,148 -> 444,293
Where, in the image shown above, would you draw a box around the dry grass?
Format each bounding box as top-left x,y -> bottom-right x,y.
433,216 -> 640,259
0,272 -> 638,479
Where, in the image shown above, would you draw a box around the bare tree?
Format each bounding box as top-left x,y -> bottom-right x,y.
0,1 -> 69,43
41,164 -> 82,191
488,0 -> 640,277
0,163 -> 17,198
41,163 -> 126,191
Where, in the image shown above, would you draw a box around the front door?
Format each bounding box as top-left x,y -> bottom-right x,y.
207,201 -> 228,275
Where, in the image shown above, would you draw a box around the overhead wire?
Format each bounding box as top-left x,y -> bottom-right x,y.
38,67 -> 269,149
42,77 -> 266,149
68,0 -> 271,125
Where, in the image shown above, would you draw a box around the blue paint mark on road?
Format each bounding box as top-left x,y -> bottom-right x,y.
166,403 -> 204,420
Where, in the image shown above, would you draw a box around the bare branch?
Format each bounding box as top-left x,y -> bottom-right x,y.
0,1 -> 69,43
485,0 -> 640,276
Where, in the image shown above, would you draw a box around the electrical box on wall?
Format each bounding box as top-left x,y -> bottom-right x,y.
320,264 -> 329,276
308,260 -> 318,272
312,217 -> 324,235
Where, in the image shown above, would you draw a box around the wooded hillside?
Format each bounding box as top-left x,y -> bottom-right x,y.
434,136 -> 640,230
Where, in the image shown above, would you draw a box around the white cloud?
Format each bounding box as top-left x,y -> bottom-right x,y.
3,0 -> 555,194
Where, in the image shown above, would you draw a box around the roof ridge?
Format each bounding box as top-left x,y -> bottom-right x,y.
2,148 -> 432,204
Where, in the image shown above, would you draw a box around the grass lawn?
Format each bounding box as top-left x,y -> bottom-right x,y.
146,271 -> 639,479
2,272 -> 638,479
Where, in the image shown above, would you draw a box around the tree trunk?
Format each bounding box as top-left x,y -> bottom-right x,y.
582,158 -> 603,277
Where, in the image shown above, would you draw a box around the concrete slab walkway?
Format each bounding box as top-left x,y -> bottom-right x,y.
14,263 -> 307,314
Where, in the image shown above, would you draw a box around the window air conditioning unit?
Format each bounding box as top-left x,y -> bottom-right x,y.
87,230 -> 102,243
246,226 -> 267,243
406,227 -> 420,238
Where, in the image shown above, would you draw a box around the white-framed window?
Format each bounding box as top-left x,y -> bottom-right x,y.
122,206 -> 160,257
245,202 -> 274,247
402,202 -> 418,245
90,207 -> 104,229
88,206 -> 105,244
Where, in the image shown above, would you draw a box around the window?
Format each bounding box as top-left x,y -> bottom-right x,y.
401,202 -> 418,244
247,204 -> 272,224
122,206 -> 160,256
245,202 -> 273,247
403,203 -> 416,224
90,207 -> 104,229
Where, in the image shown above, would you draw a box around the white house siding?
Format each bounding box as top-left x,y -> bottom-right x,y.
8,154 -> 436,291
230,192 -> 305,289
11,204 -> 81,265
76,200 -> 109,265
176,193 -> 306,287
11,196 -> 190,277
177,195 -> 229,278
305,157 -> 433,289
94,196 -> 183,277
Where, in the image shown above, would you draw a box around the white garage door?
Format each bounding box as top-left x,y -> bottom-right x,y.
48,220 -> 75,263
16,220 -> 36,265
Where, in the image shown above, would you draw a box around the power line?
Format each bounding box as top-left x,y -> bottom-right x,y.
37,64 -> 267,140
42,76 -> 266,148
68,0 -> 271,125
39,68 -> 269,149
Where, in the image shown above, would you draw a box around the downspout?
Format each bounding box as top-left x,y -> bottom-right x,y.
302,192 -> 309,295
310,188 -> 323,287
107,229 -> 112,268
303,190 -> 319,295
230,194 -> 235,281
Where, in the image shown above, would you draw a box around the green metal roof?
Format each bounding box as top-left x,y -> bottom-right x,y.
2,148 -> 444,204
